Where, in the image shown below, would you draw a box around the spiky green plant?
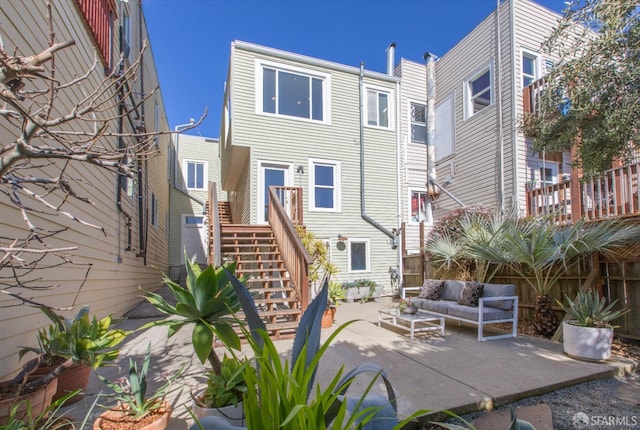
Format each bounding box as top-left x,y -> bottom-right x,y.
144,254 -> 241,375
558,289 -> 630,328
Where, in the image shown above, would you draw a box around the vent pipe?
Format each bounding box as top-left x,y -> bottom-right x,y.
386,42 -> 396,76
424,52 -> 437,224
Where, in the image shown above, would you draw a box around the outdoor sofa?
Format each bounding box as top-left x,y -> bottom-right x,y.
402,279 -> 518,341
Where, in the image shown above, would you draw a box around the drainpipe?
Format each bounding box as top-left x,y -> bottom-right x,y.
495,0 -> 506,214
424,52 -> 437,225
358,62 -> 398,249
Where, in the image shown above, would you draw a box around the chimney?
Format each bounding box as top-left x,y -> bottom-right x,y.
386,43 -> 396,76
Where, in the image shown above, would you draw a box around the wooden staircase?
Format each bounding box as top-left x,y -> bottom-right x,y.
218,201 -> 232,224
220,223 -> 302,339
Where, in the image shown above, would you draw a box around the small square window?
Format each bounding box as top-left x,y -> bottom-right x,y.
309,160 -> 341,212
410,190 -> 427,223
366,89 -> 390,128
410,102 -> 426,144
465,66 -> 492,119
184,160 -> 207,190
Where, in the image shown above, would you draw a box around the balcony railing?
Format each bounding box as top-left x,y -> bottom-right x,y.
526,162 -> 640,224
522,77 -> 546,115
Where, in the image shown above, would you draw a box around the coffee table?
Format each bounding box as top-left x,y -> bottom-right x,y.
378,309 -> 445,339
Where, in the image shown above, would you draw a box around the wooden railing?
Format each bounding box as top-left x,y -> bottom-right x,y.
207,182 -> 221,267
268,186 -> 312,310
522,77 -> 545,115
526,162 -> 640,224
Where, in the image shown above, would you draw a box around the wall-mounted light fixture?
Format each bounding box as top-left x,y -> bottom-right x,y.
296,165 -> 305,174
337,234 -> 348,241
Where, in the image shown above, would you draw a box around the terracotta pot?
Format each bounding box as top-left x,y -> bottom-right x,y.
93,401 -> 171,430
321,306 -> 336,328
32,361 -> 91,404
0,375 -> 58,425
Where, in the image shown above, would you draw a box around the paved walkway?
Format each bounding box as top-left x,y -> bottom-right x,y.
62,296 -> 637,429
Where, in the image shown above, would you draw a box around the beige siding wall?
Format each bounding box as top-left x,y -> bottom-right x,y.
513,0 -> 564,208
225,42 -> 401,289
0,1 -> 170,378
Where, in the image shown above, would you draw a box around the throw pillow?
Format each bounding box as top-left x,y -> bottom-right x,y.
458,282 -> 484,307
418,279 -> 445,300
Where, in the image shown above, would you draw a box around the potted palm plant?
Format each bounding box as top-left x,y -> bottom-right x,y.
558,289 -> 629,361
94,344 -> 180,430
18,306 -> 128,404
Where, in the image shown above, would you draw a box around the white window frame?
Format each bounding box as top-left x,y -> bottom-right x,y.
521,50 -> 540,89
408,189 -> 428,224
183,159 -> 208,191
122,8 -> 132,59
365,85 -> 393,130
308,158 -> 341,212
348,238 -> 370,273
408,100 -> 426,144
255,60 -> 330,124
150,192 -> 158,228
463,62 -> 493,120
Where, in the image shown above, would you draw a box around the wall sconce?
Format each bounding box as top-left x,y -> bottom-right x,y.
296,165 -> 305,174
337,234 -> 348,241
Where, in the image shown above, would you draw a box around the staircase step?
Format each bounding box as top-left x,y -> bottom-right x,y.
247,287 -> 296,294
254,297 -> 299,305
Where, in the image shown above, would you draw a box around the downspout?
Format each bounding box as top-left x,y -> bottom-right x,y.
424,52 -> 436,224
509,0 -> 520,207
495,0 -> 506,214
138,1 -> 148,264
358,62 -> 398,249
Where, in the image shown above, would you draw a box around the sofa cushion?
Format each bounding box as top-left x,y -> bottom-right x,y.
440,280 -> 466,302
446,302 -> 513,322
458,282 -> 484,307
482,283 -> 516,310
418,279 -> 446,300
416,298 -> 452,314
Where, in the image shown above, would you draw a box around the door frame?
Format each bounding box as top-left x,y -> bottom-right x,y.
257,160 -> 294,224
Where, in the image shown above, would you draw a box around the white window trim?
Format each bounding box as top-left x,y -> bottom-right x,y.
408,188 -> 428,225
255,59 -> 331,124
257,160 -> 294,225
463,61 -> 494,120
347,238 -> 370,273
364,85 -> 394,130
308,158 -> 341,212
521,49 -> 541,89
183,159 -> 208,191
408,98 -> 427,145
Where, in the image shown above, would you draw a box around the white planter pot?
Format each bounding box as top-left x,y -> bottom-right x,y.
192,397 -> 244,426
562,321 -> 614,362
345,286 -> 382,303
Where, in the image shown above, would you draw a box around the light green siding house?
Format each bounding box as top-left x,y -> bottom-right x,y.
220,41 -> 402,292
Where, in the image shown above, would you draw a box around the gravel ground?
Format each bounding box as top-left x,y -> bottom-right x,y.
438,337 -> 640,430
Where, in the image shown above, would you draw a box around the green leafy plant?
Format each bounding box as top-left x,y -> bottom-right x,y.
97,344 -> 181,420
144,254 -> 242,375
198,355 -> 248,409
19,306 -> 128,369
0,389 -> 84,430
558,289 -> 630,328
328,281 -> 346,305
221,274 -> 430,430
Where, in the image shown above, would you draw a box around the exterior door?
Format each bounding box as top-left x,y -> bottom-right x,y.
259,162 -> 292,224
181,214 -> 206,264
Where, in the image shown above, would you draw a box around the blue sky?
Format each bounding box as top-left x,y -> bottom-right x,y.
143,0 -> 566,138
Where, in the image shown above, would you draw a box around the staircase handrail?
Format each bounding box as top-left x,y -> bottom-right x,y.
208,182 -> 222,267
268,186 -> 312,310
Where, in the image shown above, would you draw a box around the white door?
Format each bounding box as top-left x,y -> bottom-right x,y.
258,162 -> 293,224
181,214 -> 206,264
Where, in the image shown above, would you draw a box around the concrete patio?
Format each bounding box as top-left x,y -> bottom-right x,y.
62,296 -> 637,429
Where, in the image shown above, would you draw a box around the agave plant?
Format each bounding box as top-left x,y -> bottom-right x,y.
143,254 -> 241,375
558,289 -> 630,328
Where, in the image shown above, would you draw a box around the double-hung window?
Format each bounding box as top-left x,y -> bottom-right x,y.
260,64 -> 326,121
366,88 -> 390,128
184,160 -> 207,190
522,52 -> 539,88
348,239 -> 369,272
410,102 -> 426,144
410,190 -> 427,223
309,159 -> 341,212
464,65 -> 492,119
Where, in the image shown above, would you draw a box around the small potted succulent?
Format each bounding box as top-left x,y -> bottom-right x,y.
322,282 -> 346,328
19,306 -> 128,404
94,344 -> 180,430
192,354 -> 248,425
558,289 -> 629,361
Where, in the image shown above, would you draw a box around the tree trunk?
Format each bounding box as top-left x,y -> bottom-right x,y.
534,295 -> 558,337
